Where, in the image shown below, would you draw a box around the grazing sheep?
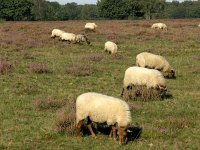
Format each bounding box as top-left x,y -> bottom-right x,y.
104,41 -> 118,55
76,92 -> 131,145
85,23 -> 97,31
61,32 -> 76,43
136,52 -> 175,78
51,29 -> 65,38
75,34 -> 90,45
151,23 -> 167,29
198,24 -> 200,27
122,66 -> 167,97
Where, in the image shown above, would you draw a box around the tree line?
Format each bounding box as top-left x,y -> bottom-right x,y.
0,0 -> 200,21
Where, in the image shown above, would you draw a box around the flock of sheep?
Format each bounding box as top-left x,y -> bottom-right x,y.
51,22 -> 176,145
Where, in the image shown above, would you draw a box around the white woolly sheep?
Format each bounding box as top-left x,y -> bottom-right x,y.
122,66 -> 167,96
61,32 -> 76,43
75,34 -> 90,45
151,23 -> 167,29
51,29 -> 65,38
76,92 -> 131,145
85,23 -> 97,31
104,41 -> 118,55
198,24 -> 200,27
136,52 -> 175,78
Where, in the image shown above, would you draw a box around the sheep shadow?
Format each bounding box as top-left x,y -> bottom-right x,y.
81,123 -> 142,142
164,93 -> 173,99
127,126 -> 142,142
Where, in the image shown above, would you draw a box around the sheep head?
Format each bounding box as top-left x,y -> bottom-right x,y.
167,69 -> 176,79
118,127 -> 127,145
156,85 -> 167,99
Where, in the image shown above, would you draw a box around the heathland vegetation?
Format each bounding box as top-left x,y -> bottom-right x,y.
0,19 -> 200,149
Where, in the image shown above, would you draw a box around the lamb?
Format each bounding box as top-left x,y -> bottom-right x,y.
76,92 -> 131,145
75,34 -> 90,45
122,66 -> 167,97
136,52 -> 175,78
61,32 -> 76,43
51,29 -> 65,38
85,23 -> 97,31
104,41 -> 118,55
151,23 -> 167,29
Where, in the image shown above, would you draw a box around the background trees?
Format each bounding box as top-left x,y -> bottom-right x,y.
0,0 -> 33,21
0,0 -> 200,21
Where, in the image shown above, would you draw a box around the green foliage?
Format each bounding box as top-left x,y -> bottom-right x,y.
0,19 -> 6,23
0,0 -> 33,21
80,4 -> 99,20
97,0 -> 129,19
139,0 -> 165,19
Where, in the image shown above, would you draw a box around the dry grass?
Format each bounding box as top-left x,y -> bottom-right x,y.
81,53 -> 105,62
33,97 -> 66,110
53,101 -> 76,135
27,63 -> 52,74
0,56 -> 12,75
191,67 -> 200,74
122,85 -> 164,101
66,64 -> 97,76
0,19 -> 199,51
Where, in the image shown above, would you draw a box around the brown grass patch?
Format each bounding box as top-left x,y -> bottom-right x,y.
1,19 -> 200,50
191,67 -> 200,74
81,53 -> 104,62
33,97 -> 66,110
157,117 -> 189,135
192,56 -> 200,60
66,64 -> 97,76
122,85 -> 164,101
27,63 -> 52,74
53,101 -> 76,135
106,32 -> 122,44
0,56 -> 12,75
127,102 -> 141,111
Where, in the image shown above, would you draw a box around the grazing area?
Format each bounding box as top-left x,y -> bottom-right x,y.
0,19 -> 200,149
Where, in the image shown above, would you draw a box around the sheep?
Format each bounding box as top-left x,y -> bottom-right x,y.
136,52 -> 175,78
75,34 -> 90,45
61,32 -> 76,43
104,41 -> 118,55
85,23 -> 97,31
76,92 -> 131,145
51,29 -> 65,38
151,23 -> 167,29
122,66 -> 167,97
198,24 -> 200,27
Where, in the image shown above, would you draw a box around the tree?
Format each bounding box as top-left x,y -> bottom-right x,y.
140,0 -> 165,20
126,0 -> 144,19
97,0 -> 129,19
31,0 -> 47,20
81,4 -> 99,20
58,3 -> 81,20
44,1 -> 61,20
0,0 -> 33,21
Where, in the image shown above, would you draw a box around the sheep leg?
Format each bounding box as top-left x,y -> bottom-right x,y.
87,117 -> 96,138
76,120 -> 84,137
109,125 -> 117,140
112,126 -> 117,140
109,128 -> 113,139
121,88 -> 124,97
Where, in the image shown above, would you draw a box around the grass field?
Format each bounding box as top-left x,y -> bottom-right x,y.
0,19 -> 200,149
